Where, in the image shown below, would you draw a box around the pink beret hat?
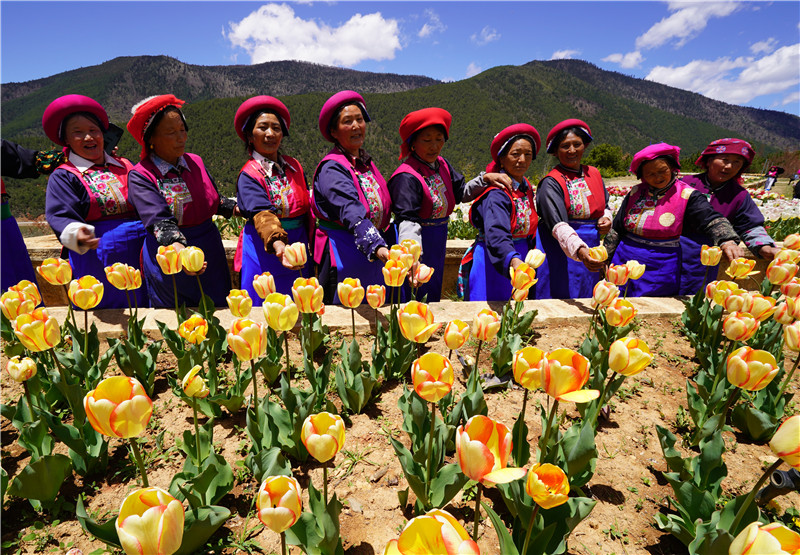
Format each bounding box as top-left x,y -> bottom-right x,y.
398,107 -> 452,160
234,96 -> 291,142
127,94 -> 186,160
545,118 -> 593,153
42,94 -> 109,146
695,138 -> 754,169
630,142 -> 680,174
318,90 -> 370,143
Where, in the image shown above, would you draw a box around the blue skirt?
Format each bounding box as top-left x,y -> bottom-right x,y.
679,235 -> 718,295
611,234 -> 681,297
463,237 -> 531,302
398,219 -> 448,303
1,203 -> 37,292
535,220 -> 600,299
325,226 -> 395,305
69,219 -> 148,310
240,218 -> 311,301
142,219 -> 231,308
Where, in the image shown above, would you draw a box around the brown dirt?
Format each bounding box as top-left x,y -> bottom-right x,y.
2,315 -> 798,555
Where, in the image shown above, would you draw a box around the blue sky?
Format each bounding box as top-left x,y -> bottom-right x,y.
2,1 -> 798,115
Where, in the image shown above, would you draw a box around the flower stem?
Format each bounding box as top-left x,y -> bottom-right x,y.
521,504 -> 541,555
195,275 -> 206,314
473,340 -> 483,378
710,340 -> 736,398
323,465 -> 329,506
778,353 -> 800,398
284,331 -> 291,387
351,308 -> 356,341
540,399 -> 560,462
448,349 -> 453,360
250,359 -> 260,422
23,382 -> 36,422
83,309 -> 89,356
425,402 -> 437,503
471,482 -> 483,541
192,398 -> 202,465
281,532 -> 287,555
63,284 -> 78,331
129,438 -> 149,487
729,459 -> 784,535
124,289 -> 133,328
171,274 -> 180,322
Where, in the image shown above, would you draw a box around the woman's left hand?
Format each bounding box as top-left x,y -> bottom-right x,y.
597,217 -> 612,234
274,240 -> 300,270
720,240 -> 745,261
232,205 -> 242,218
375,246 -> 390,263
758,245 -> 781,260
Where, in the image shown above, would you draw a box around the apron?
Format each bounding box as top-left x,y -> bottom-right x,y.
535,220 -> 600,300
612,235 -> 681,297
240,216 -> 311,299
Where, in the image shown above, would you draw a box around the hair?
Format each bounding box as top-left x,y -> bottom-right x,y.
329,102 -> 367,137
59,111 -> 105,143
548,126 -> 591,154
143,105 -> 188,149
499,135 -> 535,160
636,155 -> 680,180
243,110 -> 288,154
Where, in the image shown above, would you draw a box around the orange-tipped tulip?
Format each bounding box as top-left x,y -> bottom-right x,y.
414,264 -> 435,285
36,257 -> 72,285
723,311 -> 759,341
227,318 -> 267,361
283,242 -> 308,268
605,298 -> 636,327
726,257 -> 758,279
443,319 -> 470,351
512,346 -> 545,391
399,239 -> 422,264
608,337 -> 652,376
389,244 -> 414,268
226,289 -> 253,318
785,321 -> 800,352
338,277 -> 365,308
8,280 -> 41,306
412,353 -> 454,403
723,290 -> 755,314
541,348 -> 599,403
525,249 -> 546,269
784,234 -> 800,250
0,290 -> 36,321
766,260 -> 798,286
177,314 -> 208,344
586,245 -> 608,262
180,246 -> 204,273
749,294 -> 777,322
115,487 -> 184,555
301,412 -> 345,463
68,275 -> 104,310
625,260 -> 646,280
708,280 -> 741,306
776,249 -> 800,265
383,259 -> 410,288
781,278 -> 800,299
729,521 -> 800,555
769,415 -> 800,469
456,415 -> 526,486
472,308 -> 501,342
509,263 -> 537,291
128,267 -> 142,290
84,376 -> 153,438
726,346 -> 779,391
6,356 -> 36,383
182,365 -> 209,398
105,263 -> 133,291
398,301 -> 441,343
605,264 -> 630,286
263,293 -> 299,332
252,272 -> 276,299
156,245 -> 182,275
526,463 -> 570,509
774,302 -> 796,325
366,284 -> 386,309
13,307 -> 60,351
700,245 -> 722,266
292,277 -> 323,313
512,288 -> 529,302
397,509 -> 479,555
592,280 -> 619,309
256,475 -> 302,533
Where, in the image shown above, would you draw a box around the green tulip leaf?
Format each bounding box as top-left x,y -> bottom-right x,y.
75,495 -> 121,548
8,454 -> 71,502
175,504 -> 231,555
247,447 -> 292,483
482,501 -> 520,555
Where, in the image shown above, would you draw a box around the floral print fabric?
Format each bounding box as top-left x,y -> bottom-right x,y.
84,168 -> 128,217
425,173 -> 450,219
357,170 -> 385,229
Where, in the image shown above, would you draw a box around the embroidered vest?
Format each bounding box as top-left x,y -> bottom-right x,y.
623,180 -> 694,239
390,156 -> 455,220
240,155 -> 309,219
58,157 -> 135,221
546,164 -> 606,220
470,179 -> 538,239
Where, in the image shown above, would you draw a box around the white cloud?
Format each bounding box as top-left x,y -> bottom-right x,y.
780,90 -> 800,107
418,9 -> 445,38
645,43 -> 800,106
602,51 -> 644,69
471,26 -> 500,46
551,49 -> 580,60
466,62 -> 483,78
635,2 -> 742,50
750,37 -> 778,55
225,3 -> 401,66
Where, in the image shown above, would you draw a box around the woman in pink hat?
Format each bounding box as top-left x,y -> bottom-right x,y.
42,94 -> 148,309
312,90 -> 393,303
458,123 -> 540,301
679,138 -> 778,294
126,95 -> 235,308
233,96 -> 312,299
604,143 -> 743,297
535,119 -> 611,299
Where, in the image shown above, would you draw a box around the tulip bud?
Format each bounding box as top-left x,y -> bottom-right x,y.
723,311 -> 759,342
766,260 -> 798,286
14,308 -> 61,351
0,290 -> 36,321
586,245 -> 608,262
625,260 -> 646,280
226,289 -> 253,318
709,280 -> 741,306
774,302 -> 796,325
541,348 -> 599,403
36,257 -> 72,286
116,487 -> 184,555
398,301 -> 441,343
443,319 -> 470,351
414,264 -> 435,285
749,294 -> 777,322
256,475 -> 303,533
104,263 -> 132,291
509,263 -> 537,291
524,249 -> 545,269
729,521 -> 800,555
263,293 -> 299,332
180,246 -> 205,273
382,259 -> 409,288
412,353 -> 454,403
784,234 -> 800,250
301,412 -> 345,463
472,308 -> 501,342
608,337 -> 652,376
127,267 -> 142,290
178,314 -> 208,344
252,272 -> 276,299
182,365 -> 210,398
292,277 -> 324,314
9,280 -> 41,307
769,415 -> 800,469
337,277 -> 365,309
788,297 -> 800,321
397,509 -> 479,555
700,245 -> 722,266
726,257 -> 758,279
723,291 -> 755,314
85,376 -> 153,438
526,463 -> 570,509
605,264 -> 630,286
456,415 -> 526,486
6,356 -> 36,382
705,280 -> 719,300
400,239 -> 422,264
605,298 -> 636,327
227,318 -> 267,361
68,275 -> 104,310
283,242 -> 308,268
156,245 -> 182,275
781,278 -> 800,299
726,346 -> 779,391
366,284 -> 386,309
784,321 -> 800,352
512,346 -> 545,391
592,280 -> 619,309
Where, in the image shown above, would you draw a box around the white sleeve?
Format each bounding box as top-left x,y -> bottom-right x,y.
59,222 -> 96,254
552,221 -> 588,260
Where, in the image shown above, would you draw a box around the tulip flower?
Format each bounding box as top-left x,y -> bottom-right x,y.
116,487 -> 184,555
781,278 -> 800,299
541,348 -> 599,403
726,346 -> 779,391
525,249 -> 545,269
9,280 -> 41,307
586,245 -> 607,262
397,509 -> 479,555
605,264 -> 630,286
0,290 -> 36,321
625,260 -> 646,280
769,415 -> 800,469
252,272 -> 276,299
472,308 -> 501,342
512,288 -> 529,302
414,264 -> 434,285
383,259 -> 410,288
726,257 -> 758,279
443,319 -> 470,352
366,284 -> 386,309
13,307 -> 60,352
785,234 -> 800,250
263,293 -> 299,332
389,244 -> 414,268
723,311 -> 759,342
784,321 -> 800,351
7,355 -> 36,383
700,245 -> 722,266
776,249 -> 800,264
68,275 -> 104,310
179,246 -> 204,273
282,242 -> 308,268
774,302 -> 796,325
301,412 -> 345,463
723,291 -> 754,314
226,289 -> 253,318
509,263 -> 537,291
400,239 -> 422,264
36,257 -> 72,285
766,260 -> 798,285
708,280 -> 741,306
338,277 -> 365,308
156,245 -> 182,275
412,353 -> 454,403
292,277 -> 323,314
227,318 -> 267,362
177,314 -> 208,344
729,521 -> 800,555
256,475 -> 303,535
182,365 -> 209,398
512,346 -> 545,391
526,463 -> 570,509
605,298 -> 636,327
105,263 -> 134,290
608,337 -> 652,377
788,297 -> 800,320
398,301 -> 441,343
592,280 -> 619,309
748,294 -> 777,322
84,376 -> 153,438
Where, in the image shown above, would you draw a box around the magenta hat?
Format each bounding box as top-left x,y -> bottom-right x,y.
234,96 -> 291,142
318,90 -> 371,143
630,143 -> 680,174
546,118 -> 593,153
42,94 -> 109,146
695,138 -> 754,169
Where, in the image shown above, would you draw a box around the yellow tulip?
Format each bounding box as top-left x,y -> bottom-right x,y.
115,487 -> 184,555
397,509 -> 479,555
182,365 -> 209,398
723,311 -> 759,342
456,415 -> 526,486
591,280 -> 619,309
605,264 -> 630,286
36,257 -> 72,286
263,293 -> 299,332
8,280 -> 41,306
766,260 -> 798,286
156,245 -> 182,275
127,267 -> 142,290
292,277 -> 324,313
443,319 -> 470,351
625,260 -> 646,280
301,412 -> 345,463
226,289 -> 253,318
366,284 -> 386,309
586,245 -> 608,262
780,278 -> 800,299
700,245 -> 722,266
769,415 -> 800,469
605,298 -> 636,327
726,346 -> 779,391
749,294 -> 777,322
414,264 -> 435,285
180,246 -> 205,273
337,277 -> 365,308
774,302 -> 796,325
472,308 -> 501,342
68,275 -> 104,310
256,475 -> 303,533
398,301 -> 440,343
84,376 -> 153,438
227,318 -> 267,361
383,259 -> 409,288
411,353 -> 454,403
389,244 -> 414,268
283,242 -> 308,268
708,280 -> 741,306
524,249 -> 546,269
512,346 -> 545,391
6,356 -> 36,383
0,290 -> 36,321
541,348 -> 599,403
723,291 -> 754,314
729,521 -> 800,555
509,263 -> 537,291
105,263 -> 132,290
177,314 -> 208,344
13,307 -> 60,351
784,321 -> 800,351
775,249 -> 800,264
784,234 -> 800,250
726,257 -> 758,279
526,463 -> 570,509
400,239 -> 422,264
608,337 -> 652,376
252,272 -> 276,299
512,288 -> 529,302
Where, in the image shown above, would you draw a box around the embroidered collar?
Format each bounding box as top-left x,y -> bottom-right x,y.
252,151 -> 295,176
68,150 -> 124,173
336,144 -> 372,167
411,153 -> 439,171
151,153 -> 189,176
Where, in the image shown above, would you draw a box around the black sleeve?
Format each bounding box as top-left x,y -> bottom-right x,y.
535,176 -> 570,233
387,172 -> 424,224
2,140 -> 39,179
445,159 -> 467,204
685,191 -> 739,244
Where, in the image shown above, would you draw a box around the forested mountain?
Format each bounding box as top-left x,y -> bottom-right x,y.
3,56 -> 798,218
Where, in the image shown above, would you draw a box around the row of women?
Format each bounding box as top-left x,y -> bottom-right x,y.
5,90 -> 778,309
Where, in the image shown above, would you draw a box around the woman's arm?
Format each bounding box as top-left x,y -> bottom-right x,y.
45,169 -> 97,253
127,169 -> 187,247
388,172 -> 424,247
472,190 -> 520,274
685,191 -> 744,260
